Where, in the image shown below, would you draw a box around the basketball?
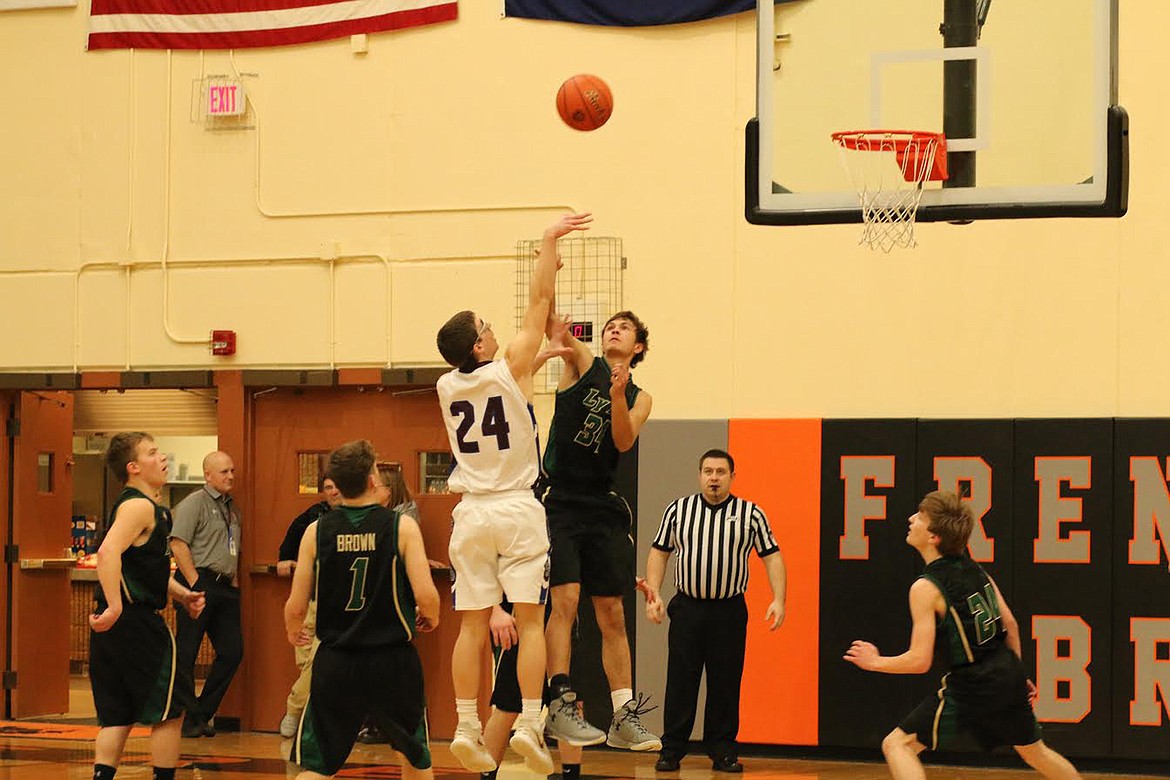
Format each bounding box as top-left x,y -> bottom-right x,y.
556,74 -> 613,132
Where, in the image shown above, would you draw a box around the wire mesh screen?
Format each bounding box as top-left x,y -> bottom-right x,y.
515,236 -> 624,394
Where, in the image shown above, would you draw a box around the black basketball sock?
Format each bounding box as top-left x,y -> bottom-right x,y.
152,768 -> 176,780
480,770 -> 499,780
549,674 -> 573,699
94,764 -> 117,780
562,763 -> 581,780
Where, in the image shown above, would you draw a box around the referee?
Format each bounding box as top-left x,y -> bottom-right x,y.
644,449 -> 787,774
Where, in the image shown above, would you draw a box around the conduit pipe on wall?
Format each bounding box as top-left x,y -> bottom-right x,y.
223,51 -> 578,221
72,254 -> 334,371
6,45 -> 550,372
161,51 -> 203,346
126,49 -> 136,255
0,250 -> 509,372
148,52 -> 574,356
328,257 -> 336,370
125,265 -> 132,369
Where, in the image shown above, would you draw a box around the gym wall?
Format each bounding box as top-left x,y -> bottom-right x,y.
0,5 -> 1168,421
633,417 -> 1170,760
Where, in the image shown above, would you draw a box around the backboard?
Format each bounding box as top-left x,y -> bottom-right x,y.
746,0 -> 1127,225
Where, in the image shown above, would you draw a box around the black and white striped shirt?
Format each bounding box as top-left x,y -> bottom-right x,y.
651,494 -> 779,600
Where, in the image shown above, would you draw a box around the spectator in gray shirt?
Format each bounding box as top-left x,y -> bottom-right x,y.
169,450 -> 243,739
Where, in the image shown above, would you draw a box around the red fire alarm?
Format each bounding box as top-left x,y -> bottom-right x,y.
210,330 -> 237,356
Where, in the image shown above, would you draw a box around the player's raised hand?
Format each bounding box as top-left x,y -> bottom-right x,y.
534,344 -> 575,372
609,362 -> 629,397
545,211 -> 593,241
548,312 -> 571,345
843,640 -> 880,670
532,314 -> 575,371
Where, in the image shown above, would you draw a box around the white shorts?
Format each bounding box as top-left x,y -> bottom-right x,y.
448,490 -> 550,611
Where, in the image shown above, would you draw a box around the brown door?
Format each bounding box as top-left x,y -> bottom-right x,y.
248,386 -> 469,737
0,393 -> 12,718
10,391 -> 74,717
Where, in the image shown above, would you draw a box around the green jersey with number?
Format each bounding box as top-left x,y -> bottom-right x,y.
315,505 -> 415,648
543,357 -> 641,494
921,554 -> 1006,670
96,487 -> 173,611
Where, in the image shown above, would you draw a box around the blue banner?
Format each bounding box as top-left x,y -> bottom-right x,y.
504,0 -> 791,27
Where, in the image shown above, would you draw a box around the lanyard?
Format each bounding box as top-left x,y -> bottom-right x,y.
214,495 -> 237,556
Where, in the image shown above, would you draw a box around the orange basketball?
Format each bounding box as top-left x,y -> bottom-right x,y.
556,74 -> 613,132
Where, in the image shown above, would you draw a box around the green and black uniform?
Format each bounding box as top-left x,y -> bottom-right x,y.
899,554 -> 1041,751
542,357 -> 639,596
89,487 -> 183,727
292,505 -> 431,775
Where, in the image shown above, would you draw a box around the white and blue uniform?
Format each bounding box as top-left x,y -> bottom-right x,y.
437,360 -> 550,610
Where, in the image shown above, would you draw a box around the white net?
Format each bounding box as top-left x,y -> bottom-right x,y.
515,236 -> 624,394
832,131 -> 944,252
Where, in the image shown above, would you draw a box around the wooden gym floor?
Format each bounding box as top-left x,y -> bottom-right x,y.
0,679 -> 1162,780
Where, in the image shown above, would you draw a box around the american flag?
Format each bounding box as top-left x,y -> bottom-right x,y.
1,0 -> 75,10
87,0 -> 456,50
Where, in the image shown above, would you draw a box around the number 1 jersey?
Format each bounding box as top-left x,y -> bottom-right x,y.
315,505 -> 416,648
437,360 -> 540,494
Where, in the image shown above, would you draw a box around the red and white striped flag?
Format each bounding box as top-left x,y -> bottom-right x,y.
1,0 -> 75,10
87,0 -> 456,50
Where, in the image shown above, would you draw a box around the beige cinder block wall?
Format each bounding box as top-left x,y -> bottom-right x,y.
0,3 -> 1167,419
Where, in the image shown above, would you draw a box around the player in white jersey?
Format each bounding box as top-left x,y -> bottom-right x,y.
438,363 -> 540,494
436,211 -> 592,775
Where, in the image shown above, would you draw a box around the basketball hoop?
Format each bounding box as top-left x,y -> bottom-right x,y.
831,130 -> 948,252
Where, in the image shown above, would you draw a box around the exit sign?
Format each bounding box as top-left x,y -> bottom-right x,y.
207,80 -> 246,116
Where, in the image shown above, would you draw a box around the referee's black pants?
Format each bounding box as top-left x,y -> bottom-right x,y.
175,569 -> 243,727
661,592 -> 748,762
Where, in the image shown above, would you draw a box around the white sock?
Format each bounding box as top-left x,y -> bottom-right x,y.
611,688 -> 633,712
520,699 -> 543,727
456,699 -> 481,729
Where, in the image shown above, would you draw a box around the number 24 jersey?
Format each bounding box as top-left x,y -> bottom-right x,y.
437,360 -> 540,494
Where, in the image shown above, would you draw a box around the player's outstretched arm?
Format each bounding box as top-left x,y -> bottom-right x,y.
545,307 -> 595,385
532,312 -> 576,373
844,578 -> 939,674
506,212 -> 592,383
988,576 -> 1037,703
610,379 -> 652,453
284,521 -> 317,646
399,515 -> 440,632
90,499 -> 155,632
